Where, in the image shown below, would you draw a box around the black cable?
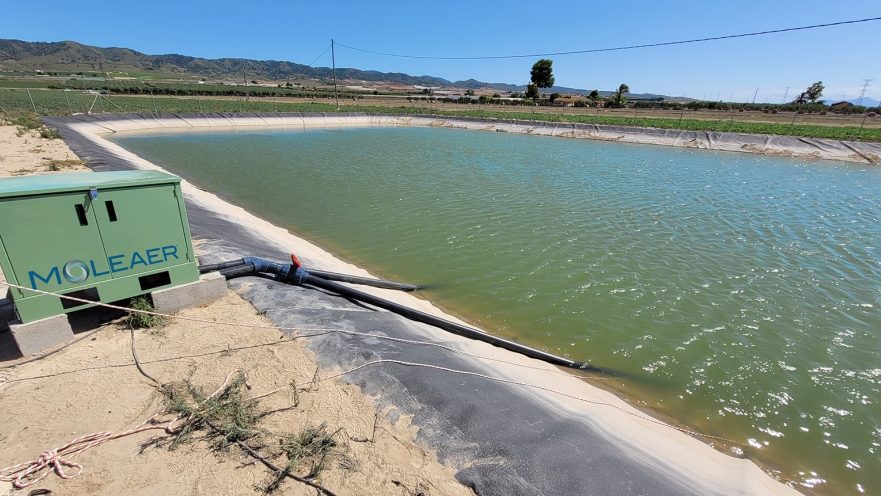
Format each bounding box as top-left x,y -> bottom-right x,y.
336,16 -> 881,60
307,44 -> 332,67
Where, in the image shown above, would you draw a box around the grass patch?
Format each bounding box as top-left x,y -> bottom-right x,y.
44,158 -> 83,171
125,296 -> 166,329
7,111 -> 43,130
39,126 -> 60,139
2,110 -> 61,140
10,168 -> 34,176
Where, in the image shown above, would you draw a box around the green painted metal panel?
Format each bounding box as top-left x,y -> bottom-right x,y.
0,191 -> 111,297
0,171 -> 200,323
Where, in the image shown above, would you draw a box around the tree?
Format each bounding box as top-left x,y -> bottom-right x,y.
529,59 -> 555,102
549,93 -> 561,103
611,83 -> 630,107
525,83 -> 540,100
795,81 -> 824,104
588,89 -> 599,100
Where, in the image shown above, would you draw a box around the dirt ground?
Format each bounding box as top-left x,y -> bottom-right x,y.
0,126 -> 472,496
0,293 -> 472,496
0,126 -> 87,178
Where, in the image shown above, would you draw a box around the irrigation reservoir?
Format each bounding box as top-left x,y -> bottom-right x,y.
112,126 -> 881,494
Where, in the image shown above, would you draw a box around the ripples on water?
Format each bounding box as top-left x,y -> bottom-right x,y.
113,127 -> 881,495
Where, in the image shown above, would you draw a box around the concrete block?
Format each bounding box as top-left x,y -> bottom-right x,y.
151,272 -> 227,314
8,314 -> 74,356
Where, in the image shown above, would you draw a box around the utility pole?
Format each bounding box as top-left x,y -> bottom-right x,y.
752,87 -> 759,104
857,79 -> 873,138
856,79 -> 873,107
331,39 -> 339,109
782,87 -> 790,104
243,71 -> 249,102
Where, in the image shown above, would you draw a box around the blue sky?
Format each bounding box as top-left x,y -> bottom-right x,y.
3,0 -> 879,102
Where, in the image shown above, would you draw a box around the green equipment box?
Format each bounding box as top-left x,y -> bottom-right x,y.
0,171 -> 200,323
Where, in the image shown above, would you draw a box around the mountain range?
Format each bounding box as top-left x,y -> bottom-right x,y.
0,39 -> 670,99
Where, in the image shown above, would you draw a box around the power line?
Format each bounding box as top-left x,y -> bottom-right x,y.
856,79 -> 873,106
336,16 -> 881,60
307,44 -> 332,67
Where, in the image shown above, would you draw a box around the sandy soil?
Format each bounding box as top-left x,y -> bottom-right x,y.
0,292 -> 471,496
0,126 -> 87,178
0,125 -> 471,496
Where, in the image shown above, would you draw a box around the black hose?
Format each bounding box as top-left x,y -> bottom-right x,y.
300,274 -> 593,370
306,269 -> 419,292
219,263 -> 258,279
199,259 -> 246,273
210,256 -> 597,371
204,259 -> 418,291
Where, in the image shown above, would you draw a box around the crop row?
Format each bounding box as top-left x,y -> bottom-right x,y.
2,89 -> 879,142
45,80 -> 370,99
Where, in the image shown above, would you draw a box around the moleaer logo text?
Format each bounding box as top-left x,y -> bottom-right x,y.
27,245 -> 180,289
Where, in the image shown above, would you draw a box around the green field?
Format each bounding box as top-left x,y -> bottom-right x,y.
2,88 -> 879,142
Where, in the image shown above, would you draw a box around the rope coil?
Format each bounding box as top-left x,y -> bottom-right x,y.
0,420 -> 166,489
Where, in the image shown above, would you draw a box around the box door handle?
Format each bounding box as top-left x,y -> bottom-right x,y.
74,204 -> 88,226
105,200 -> 118,222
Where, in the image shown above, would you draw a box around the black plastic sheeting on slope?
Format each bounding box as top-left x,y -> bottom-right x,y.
44,113 -> 718,496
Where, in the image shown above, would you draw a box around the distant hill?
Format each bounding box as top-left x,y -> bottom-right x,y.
823,97 -> 881,107
0,39 -> 671,100
0,39 -> 459,86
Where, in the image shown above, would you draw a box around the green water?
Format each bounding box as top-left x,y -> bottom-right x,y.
113,127 -> 881,494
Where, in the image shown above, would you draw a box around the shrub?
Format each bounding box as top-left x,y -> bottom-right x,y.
39,126 -> 60,139
125,296 -> 165,329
